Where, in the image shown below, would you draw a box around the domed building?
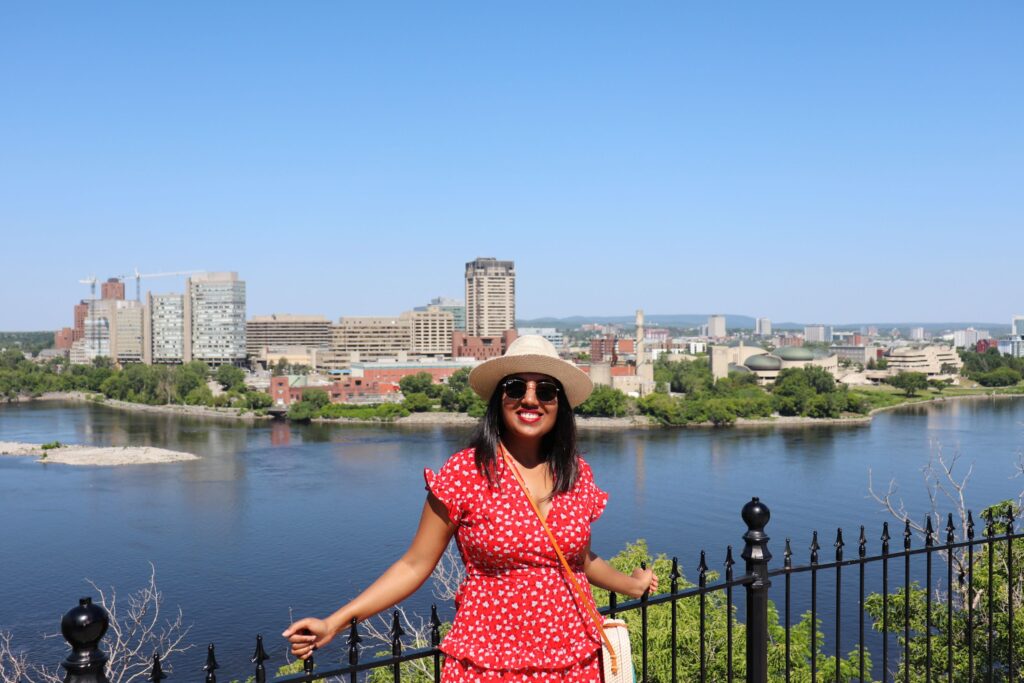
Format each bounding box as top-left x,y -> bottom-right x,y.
710,342 -> 839,385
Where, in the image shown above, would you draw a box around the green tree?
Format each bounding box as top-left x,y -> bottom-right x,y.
215,365 -> 246,391
303,388 -> 331,409
974,366 -> 1022,387
886,371 -> 929,397
287,400 -> 318,421
928,378 -> 953,393
575,385 -> 629,418
246,391 -> 273,409
399,372 -> 435,396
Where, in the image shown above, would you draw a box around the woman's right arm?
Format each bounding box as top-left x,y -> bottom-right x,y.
282,494 -> 455,658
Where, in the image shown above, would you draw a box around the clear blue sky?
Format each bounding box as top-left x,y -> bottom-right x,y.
2,2 -> 1022,329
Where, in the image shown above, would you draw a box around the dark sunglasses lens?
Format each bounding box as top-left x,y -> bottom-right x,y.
503,379 -> 527,399
535,383 -> 559,402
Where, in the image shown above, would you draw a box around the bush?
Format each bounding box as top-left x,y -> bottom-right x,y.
41,440 -> 63,450
975,367 -> 1022,387
402,392 -> 434,412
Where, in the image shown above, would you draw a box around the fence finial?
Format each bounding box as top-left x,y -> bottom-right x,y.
61,597 -> 110,683
741,497 -> 771,683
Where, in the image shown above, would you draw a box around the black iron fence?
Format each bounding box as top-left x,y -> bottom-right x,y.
55,497 -> 1024,683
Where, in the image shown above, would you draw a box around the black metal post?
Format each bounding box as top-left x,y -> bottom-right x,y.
742,497 -> 771,683
60,597 -> 110,683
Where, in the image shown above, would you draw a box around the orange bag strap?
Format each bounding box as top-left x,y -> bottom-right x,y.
499,445 -> 619,675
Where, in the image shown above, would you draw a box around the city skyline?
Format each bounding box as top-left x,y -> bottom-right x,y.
3,3 -> 1023,329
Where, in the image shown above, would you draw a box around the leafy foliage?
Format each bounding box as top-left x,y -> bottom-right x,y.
885,371 -> 929,397
575,385 -> 630,417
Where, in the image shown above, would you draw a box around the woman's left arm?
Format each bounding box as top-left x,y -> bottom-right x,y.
583,544 -> 658,599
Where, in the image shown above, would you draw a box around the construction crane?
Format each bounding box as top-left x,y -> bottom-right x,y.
117,269 -> 204,301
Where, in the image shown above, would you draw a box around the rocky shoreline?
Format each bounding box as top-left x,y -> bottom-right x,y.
0,441 -> 200,466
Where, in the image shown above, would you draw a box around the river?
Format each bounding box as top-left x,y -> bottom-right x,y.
1,398 -> 1022,675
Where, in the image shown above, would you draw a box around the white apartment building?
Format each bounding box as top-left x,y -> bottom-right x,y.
953,328 -> 989,349
465,257 -> 515,336
144,293 -> 186,364
1013,316 -> 1024,337
755,318 -> 772,336
804,324 -> 833,343
707,315 -> 726,339
186,272 -> 247,366
909,327 -> 925,341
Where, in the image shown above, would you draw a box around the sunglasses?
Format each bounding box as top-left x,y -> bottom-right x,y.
501,378 -> 560,403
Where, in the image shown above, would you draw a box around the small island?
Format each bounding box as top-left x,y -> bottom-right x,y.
0,441 -> 199,466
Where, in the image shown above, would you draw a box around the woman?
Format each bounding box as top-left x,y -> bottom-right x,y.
283,335 -> 656,681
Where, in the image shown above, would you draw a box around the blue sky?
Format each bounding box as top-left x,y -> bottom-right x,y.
2,2 -> 1022,329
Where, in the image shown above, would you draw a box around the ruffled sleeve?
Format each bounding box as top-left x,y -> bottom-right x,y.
578,457 -> 609,522
423,449 -> 473,525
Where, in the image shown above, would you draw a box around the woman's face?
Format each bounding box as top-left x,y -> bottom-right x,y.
499,373 -> 560,442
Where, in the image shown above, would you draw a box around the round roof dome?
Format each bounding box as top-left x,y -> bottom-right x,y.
727,363 -> 752,374
744,354 -> 783,371
776,346 -> 815,361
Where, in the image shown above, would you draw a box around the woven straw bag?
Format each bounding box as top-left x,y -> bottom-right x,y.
501,447 -> 636,682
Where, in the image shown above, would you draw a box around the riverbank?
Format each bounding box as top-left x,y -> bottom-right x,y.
11,389 -> 1024,430
18,391 -> 269,422
0,440 -> 200,466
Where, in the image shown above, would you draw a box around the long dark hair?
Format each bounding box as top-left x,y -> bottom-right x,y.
469,375 -> 580,497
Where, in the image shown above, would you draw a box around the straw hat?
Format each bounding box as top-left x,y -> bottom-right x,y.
469,335 -> 594,408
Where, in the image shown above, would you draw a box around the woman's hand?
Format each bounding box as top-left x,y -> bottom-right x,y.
282,617 -> 335,660
628,567 -> 658,598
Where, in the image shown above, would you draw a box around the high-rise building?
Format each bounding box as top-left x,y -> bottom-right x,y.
417,297 -> 466,332
101,278 -> 125,301
707,315 -> 726,339
1012,316 -> 1024,337
410,308 -> 455,356
465,257 -> 515,337
804,324 -> 832,343
755,318 -> 772,336
246,315 -> 332,357
144,293 -> 186,364
909,327 -> 925,341
517,327 -> 565,349
113,301 -> 144,364
186,272 -> 247,366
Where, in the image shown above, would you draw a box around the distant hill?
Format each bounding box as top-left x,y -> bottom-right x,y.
516,316 -> 1008,334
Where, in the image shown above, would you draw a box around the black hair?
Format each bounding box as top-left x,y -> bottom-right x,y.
469,375 -> 580,497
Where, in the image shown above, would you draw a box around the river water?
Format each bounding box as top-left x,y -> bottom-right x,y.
1,399 -> 1022,675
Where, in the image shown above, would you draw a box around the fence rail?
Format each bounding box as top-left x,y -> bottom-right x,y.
54,497 -> 1024,683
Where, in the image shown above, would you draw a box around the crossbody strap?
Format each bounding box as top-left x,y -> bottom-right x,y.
499,445 -> 620,675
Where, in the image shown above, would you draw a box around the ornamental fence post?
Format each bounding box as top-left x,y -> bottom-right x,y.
742,497 -> 771,683
60,597 -> 110,683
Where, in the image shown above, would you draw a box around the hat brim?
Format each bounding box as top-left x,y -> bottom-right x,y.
469,353 -> 594,408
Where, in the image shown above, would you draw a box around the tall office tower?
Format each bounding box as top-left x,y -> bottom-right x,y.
804,324 -> 827,343
1013,315 -> 1024,337
410,308 -> 455,356
144,293 -> 186,363
73,301 -> 89,341
910,327 -> 926,341
707,314 -> 726,338
417,297 -> 466,332
465,257 -> 515,337
101,278 -> 125,301
755,318 -> 772,336
246,314 -> 332,357
186,272 -> 247,366
113,301 -> 144,364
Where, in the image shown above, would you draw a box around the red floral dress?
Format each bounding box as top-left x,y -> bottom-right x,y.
424,448 -> 609,682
